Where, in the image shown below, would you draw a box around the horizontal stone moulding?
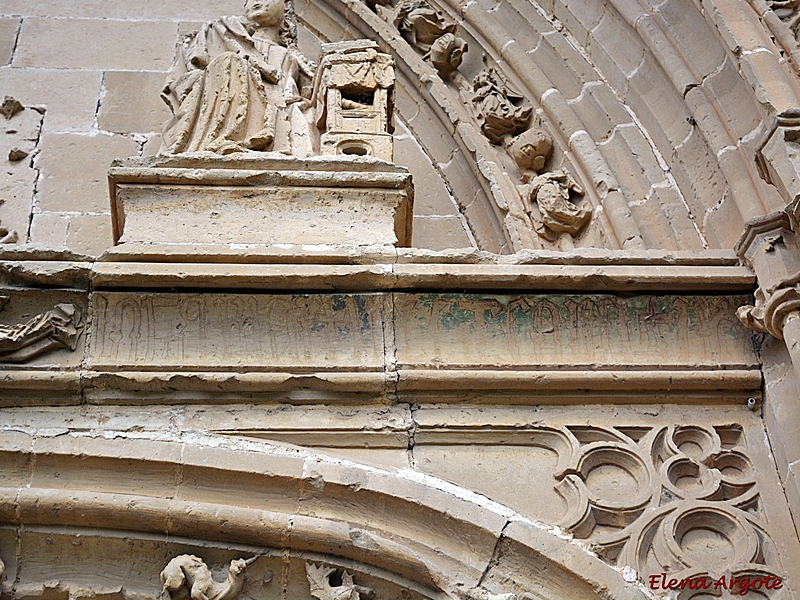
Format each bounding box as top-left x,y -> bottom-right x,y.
0,368 -> 762,406
88,261 -> 756,292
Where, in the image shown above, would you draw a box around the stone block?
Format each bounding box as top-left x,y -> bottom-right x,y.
0,68 -> 102,132
35,133 -> 140,213
568,82 -> 632,142
14,18 -> 177,71
87,292 -> 386,372
65,213 -> 113,257
28,212 -> 69,247
586,11 -> 644,94
668,127 -> 727,226
700,191 -> 742,249
412,216 -> 473,250
393,293 -> 758,370
98,71 -> 171,134
785,466 -> 800,534
554,0 -> 604,46
599,123 -> 667,201
530,31 -> 600,101
0,17 -> 20,66
626,54 -> 693,154
0,105 -> 43,241
703,58 -> 762,141
109,154 -> 413,248
393,126 -> 459,217
654,0 -> 726,79
415,444 -> 565,523
739,50 -> 798,114
644,184 -> 705,251
0,0 -> 243,20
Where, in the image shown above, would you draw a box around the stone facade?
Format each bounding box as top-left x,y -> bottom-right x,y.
0,0 -> 799,599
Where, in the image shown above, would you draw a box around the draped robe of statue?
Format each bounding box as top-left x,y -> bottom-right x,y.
161,16 -> 313,156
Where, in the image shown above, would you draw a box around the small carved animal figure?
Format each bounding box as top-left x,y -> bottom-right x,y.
161,555 -> 253,600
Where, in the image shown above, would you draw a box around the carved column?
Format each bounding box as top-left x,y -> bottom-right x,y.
735,200 -> 800,376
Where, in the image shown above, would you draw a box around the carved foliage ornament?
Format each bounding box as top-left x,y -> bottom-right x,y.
0,300 -> 84,363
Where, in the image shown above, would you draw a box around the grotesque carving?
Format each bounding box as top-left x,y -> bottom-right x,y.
0,96 -> 24,119
471,68 -> 532,145
160,0 -> 316,156
161,555 -> 255,600
0,301 -> 83,363
305,563 -> 373,600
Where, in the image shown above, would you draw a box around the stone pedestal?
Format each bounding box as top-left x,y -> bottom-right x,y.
107,153 -> 413,255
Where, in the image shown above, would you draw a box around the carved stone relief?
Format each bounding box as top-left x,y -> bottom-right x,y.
0,299 -> 83,363
509,128 -> 591,243
470,68 -> 532,145
160,1 -> 394,160
305,563 -> 373,600
370,0 -> 467,79
161,555 -> 256,600
553,424 -> 785,584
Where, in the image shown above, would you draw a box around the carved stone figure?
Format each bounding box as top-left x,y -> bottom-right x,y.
380,0 -> 467,78
471,68 -> 532,144
506,128 -> 553,176
161,555 -> 254,600
305,563 -> 373,600
0,302 -> 83,363
160,0 -> 316,156
520,169 -> 591,242
428,32 -> 467,78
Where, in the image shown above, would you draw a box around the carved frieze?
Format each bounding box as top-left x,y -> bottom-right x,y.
161,555 -> 256,600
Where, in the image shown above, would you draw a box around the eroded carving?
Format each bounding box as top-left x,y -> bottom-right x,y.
462,587 -> 535,600
382,0 -> 467,78
305,563 -> 373,600
471,68 -> 532,145
314,41 -> 396,161
161,0 -> 316,156
0,301 -> 83,363
161,555 -> 255,600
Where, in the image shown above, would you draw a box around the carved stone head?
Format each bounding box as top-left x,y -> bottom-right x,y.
506,128 -> 553,174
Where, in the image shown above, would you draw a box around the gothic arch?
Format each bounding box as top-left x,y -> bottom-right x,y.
294,0 -> 799,251
0,433 -> 649,600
